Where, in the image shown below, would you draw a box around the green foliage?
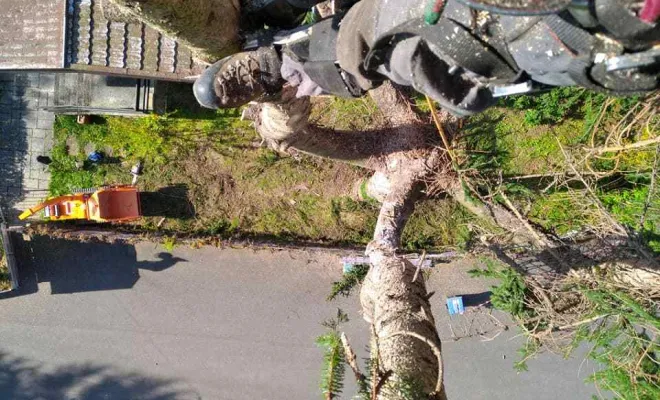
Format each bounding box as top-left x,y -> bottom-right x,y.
499,87 -> 640,141
473,259 -> 660,395
459,109 -> 510,173
528,192 -> 597,236
104,115 -> 170,163
206,218 -> 240,236
0,267 -> 9,291
48,137 -> 105,196
317,332 -> 345,399
402,199 -> 476,251
0,240 -> 10,291
303,9 -> 320,25
317,309 -> 349,399
50,115 -> 167,196
526,181 -> 660,245
49,99 -> 482,250
579,289 -> 660,399
600,185 -> 660,253
581,92 -> 610,139
469,258 -> 529,317
501,87 -> 591,126
514,340 -> 540,373
310,97 -> 382,131
461,59 -> 658,398
380,376 -> 428,400
459,105 -> 587,178
256,149 -> 280,169
327,264 -> 369,301
53,112 -> 243,171
162,236 -> 177,252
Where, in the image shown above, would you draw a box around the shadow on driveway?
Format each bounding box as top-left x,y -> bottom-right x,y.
1,235 -> 186,298
0,351 -> 194,400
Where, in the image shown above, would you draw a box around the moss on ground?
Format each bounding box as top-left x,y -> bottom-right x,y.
49,101 -> 474,250
47,89 -> 658,252
460,88 -> 659,249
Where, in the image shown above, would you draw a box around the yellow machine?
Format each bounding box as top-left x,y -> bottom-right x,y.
19,185 -> 142,223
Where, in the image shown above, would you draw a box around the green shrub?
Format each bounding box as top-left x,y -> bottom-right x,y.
469,258 -> 529,318
501,87 -> 588,126
471,258 -> 660,395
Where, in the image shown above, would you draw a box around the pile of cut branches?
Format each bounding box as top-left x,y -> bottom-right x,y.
457,90 -> 660,398
471,253 -> 660,399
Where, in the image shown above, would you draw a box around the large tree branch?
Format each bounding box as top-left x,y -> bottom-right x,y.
250,89 -> 440,169
361,172 -> 446,399
246,84 -> 458,399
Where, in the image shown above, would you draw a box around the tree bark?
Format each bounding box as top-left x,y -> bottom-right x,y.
107,0 -> 241,62
250,90 -> 440,170
360,169 -> 447,399
250,84 -> 448,399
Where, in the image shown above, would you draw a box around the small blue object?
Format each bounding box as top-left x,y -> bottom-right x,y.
342,262 -> 354,274
446,296 -> 465,315
87,151 -> 103,163
341,256 -> 369,274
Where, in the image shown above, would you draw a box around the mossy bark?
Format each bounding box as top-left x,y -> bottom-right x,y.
360,170 -> 447,399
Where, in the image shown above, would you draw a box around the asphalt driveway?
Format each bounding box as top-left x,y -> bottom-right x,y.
0,236 -> 598,399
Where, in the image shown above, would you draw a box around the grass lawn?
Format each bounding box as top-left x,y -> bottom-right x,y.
44,88 -> 659,400
459,89 -> 659,250
47,89 -> 658,253
49,99 -> 478,250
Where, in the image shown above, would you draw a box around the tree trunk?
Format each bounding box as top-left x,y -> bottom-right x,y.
360,168 -> 447,399
107,0 -> 241,62
250,89 -> 441,169
250,84 -> 448,399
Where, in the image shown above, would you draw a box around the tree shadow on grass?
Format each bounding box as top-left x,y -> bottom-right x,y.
140,184 -> 195,219
0,351 -> 196,400
458,111 -> 510,175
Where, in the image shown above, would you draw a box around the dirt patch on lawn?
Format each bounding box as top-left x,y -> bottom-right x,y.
179,147 -> 239,220
51,99 -> 479,249
168,141 -> 370,240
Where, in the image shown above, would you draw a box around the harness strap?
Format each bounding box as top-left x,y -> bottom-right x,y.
543,13 -> 659,94
365,17 -> 518,80
301,16 -> 363,97
543,14 -> 614,92
543,14 -> 594,54
595,0 -> 660,43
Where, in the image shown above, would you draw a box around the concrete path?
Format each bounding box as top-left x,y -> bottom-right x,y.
0,72 -> 56,221
0,237 -> 599,399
